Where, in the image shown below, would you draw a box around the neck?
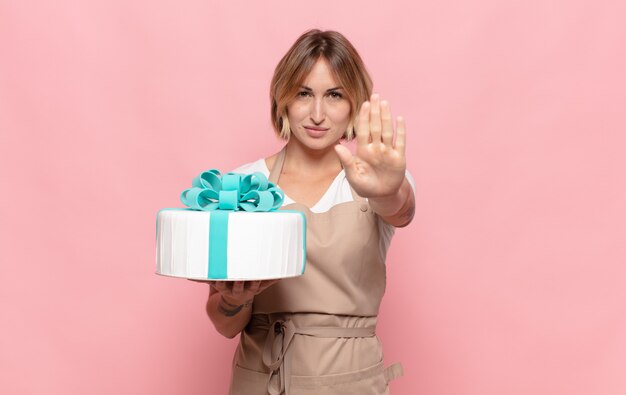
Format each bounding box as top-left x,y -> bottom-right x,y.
283,138 -> 343,175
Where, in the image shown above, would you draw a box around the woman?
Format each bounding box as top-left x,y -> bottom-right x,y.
205,29 -> 415,394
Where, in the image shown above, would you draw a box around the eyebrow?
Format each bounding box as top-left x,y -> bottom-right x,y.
300,86 -> 344,92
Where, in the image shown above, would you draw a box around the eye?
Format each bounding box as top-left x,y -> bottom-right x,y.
297,91 -> 311,98
328,91 -> 343,99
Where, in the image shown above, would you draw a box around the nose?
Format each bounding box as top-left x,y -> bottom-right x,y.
310,97 -> 325,125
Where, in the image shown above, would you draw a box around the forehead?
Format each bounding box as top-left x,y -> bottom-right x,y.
301,58 -> 340,88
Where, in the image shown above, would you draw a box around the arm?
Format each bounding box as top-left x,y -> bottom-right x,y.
203,280 -> 278,339
207,286 -> 252,339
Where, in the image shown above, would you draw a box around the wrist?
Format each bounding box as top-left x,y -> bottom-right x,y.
220,295 -> 252,309
369,179 -> 411,217
217,296 -> 253,317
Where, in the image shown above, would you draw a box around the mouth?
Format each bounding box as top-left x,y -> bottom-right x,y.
304,126 -> 329,137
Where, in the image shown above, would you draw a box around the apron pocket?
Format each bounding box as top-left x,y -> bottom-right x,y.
229,364 -> 269,395
290,361 -> 390,395
230,361 -> 401,395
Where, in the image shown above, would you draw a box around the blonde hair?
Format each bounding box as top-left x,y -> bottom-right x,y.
270,29 -> 373,140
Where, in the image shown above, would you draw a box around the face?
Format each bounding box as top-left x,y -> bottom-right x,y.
286,58 -> 351,151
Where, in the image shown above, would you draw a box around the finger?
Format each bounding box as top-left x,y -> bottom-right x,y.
394,116 -> 406,156
334,144 -> 355,169
232,281 -> 244,297
369,94 -> 382,144
208,281 -> 220,294
356,101 -> 370,147
247,280 -> 261,294
381,100 -> 393,146
213,281 -> 228,292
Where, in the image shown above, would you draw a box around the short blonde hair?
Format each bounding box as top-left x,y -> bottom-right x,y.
270,29 -> 373,140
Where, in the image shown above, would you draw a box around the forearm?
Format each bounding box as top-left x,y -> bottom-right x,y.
368,177 -> 415,227
207,290 -> 252,339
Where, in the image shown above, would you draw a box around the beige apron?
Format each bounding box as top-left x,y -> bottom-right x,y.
228,147 -> 403,395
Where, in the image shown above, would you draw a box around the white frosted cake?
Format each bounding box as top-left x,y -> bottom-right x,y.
156,169 -> 306,281
156,209 -> 306,280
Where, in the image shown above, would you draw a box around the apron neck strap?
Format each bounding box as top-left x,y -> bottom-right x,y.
268,145 -> 286,184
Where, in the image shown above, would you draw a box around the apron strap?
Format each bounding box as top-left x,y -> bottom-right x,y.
268,146 -> 287,184
383,362 -> 404,383
261,318 -> 376,395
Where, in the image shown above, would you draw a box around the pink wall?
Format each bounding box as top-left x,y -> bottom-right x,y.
1,1 -> 625,394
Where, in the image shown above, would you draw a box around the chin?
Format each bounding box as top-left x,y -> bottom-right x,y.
302,138 -> 337,152
293,132 -> 342,151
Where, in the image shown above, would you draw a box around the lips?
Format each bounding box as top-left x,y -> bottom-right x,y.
304,126 -> 329,138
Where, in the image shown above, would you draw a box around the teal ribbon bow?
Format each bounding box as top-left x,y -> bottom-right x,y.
180,169 -> 284,212
178,169 -> 285,279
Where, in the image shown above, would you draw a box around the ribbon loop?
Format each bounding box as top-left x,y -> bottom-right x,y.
180,169 -> 284,212
263,320 -> 297,395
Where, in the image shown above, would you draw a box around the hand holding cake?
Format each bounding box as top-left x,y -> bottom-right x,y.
210,280 -> 279,307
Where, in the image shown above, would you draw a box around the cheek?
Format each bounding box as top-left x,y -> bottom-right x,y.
287,104 -> 308,123
330,103 -> 352,123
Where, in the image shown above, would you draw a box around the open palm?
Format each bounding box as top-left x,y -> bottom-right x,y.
335,93 -> 406,198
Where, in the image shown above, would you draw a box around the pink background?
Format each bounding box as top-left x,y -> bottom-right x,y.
1,0 -> 625,394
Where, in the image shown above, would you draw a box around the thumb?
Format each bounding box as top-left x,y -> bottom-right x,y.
334,144 -> 355,169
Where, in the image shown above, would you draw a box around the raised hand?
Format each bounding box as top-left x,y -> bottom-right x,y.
334,93 -> 406,198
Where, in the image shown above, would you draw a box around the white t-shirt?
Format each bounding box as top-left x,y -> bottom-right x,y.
231,159 -> 416,264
